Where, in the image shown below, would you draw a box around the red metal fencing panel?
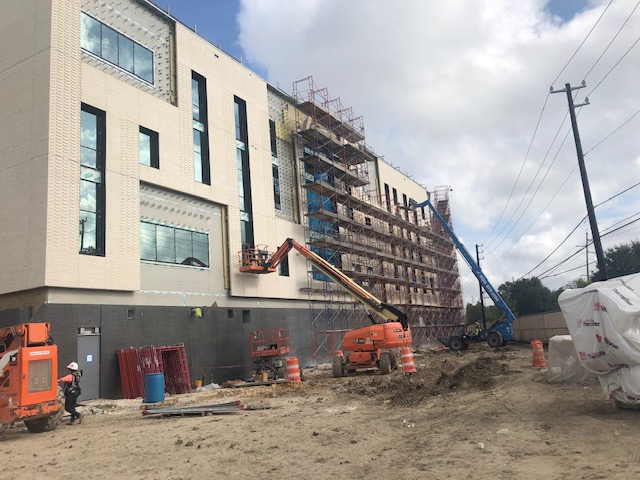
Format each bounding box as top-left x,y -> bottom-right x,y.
117,343 -> 192,399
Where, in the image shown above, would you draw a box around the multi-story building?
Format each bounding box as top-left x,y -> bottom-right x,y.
0,0 -> 463,398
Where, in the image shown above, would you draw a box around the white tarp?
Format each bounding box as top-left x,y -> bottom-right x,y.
558,272 -> 640,404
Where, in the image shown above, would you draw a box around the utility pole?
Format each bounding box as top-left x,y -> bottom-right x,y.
585,230 -> 590,282
476,244 -> 487,330
551,81 -> 608,280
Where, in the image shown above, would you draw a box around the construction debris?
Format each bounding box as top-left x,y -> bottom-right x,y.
142,400 -> 244,417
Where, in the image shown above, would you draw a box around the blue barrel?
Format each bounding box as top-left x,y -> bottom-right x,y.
144,372 -> 165,403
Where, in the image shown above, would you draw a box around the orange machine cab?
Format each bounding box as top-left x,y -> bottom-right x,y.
0,323 -> 59,425
343,322 -> 412,353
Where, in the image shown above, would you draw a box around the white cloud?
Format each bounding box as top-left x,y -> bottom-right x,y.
238,0 -> 640,304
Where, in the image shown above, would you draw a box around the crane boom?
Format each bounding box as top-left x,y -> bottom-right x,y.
247,238 -> 408,330
409,197 -> 515,341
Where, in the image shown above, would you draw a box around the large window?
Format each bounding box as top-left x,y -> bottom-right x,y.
269,120 -> 281,210
80,104 -> 106,256
235,96 -> 254,249
139,127 -> 159,168
81,12 -> 154,84
140,221 -> 209,267
192,72 -> 210,184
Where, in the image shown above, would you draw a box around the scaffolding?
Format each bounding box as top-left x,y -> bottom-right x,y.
292,76 -> 465,360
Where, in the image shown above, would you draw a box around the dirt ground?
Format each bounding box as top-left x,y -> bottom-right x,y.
3,342 -> 640,480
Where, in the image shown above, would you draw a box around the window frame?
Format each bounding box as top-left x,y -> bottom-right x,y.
192,71 -> 210,185
80,12 -> 154,85
79,103 -> 106,256
139,126 -> 159,169
140,220 -> 210,267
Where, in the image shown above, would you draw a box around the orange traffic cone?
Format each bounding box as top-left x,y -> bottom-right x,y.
286,357 -> 301,382
531,340 -> 547,367
400,347 -> 417,375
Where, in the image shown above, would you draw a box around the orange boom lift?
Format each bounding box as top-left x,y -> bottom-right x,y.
240,238 -> 411,377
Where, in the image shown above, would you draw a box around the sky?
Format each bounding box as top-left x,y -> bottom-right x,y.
149,0 -> 640,307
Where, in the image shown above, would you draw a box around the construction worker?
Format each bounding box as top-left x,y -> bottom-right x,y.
58,362 -> 83,424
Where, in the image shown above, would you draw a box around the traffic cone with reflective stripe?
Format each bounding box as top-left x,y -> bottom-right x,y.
400,347 -> 417,375
531,340 -> 547,367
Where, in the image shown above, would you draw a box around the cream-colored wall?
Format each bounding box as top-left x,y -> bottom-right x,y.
0,1 -> 56,295
376,159 -> 428,209
1,0 -> 328,306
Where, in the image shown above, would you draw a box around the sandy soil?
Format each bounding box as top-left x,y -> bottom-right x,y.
3,342 -> 640,480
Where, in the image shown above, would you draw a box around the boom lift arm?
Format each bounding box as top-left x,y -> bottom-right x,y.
262,238 -> 409,330
408,197 -> 515,346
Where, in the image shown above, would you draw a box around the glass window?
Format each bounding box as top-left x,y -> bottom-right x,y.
192,232 -> 209,266
80,12 -> 154,85
101,25 -> 118,65
139,127 -> 159,168
192,72 -> 210,184
175,229 -> 191,264
134,43 -> 153,83
139,131 -> 151,166
81,14 -> 101,56
192,79 -> 201,122
118,35 -> 134,73
156,224 -> 175,263
80,104 -> 105,256
140,221 -> 209,267
140,222 -> 156,261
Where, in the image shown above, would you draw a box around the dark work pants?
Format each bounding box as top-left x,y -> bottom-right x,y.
64,391 -> 80,420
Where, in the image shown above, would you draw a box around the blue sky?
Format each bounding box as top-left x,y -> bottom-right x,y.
147,1 -> 640,305
148,0 -> 264,76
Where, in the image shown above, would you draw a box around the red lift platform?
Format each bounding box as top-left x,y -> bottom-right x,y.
249,329 -> 291,380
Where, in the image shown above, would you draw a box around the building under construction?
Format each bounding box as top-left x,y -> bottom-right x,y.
265,76 -> 465,360
0,0 -> 464,398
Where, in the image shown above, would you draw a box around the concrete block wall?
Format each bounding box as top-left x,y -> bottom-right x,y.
20,303 -> 316,398
512,311 -> 569,342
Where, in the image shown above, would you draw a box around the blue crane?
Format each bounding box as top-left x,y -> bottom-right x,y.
409,196 -> 516,350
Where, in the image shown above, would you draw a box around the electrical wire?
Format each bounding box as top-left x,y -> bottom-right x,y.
516,180 -> 640,278
582,0 -> 640,81
585,32 -> 640,97
475,1 -> 613,251
551,0 -> 614,87
584,108 -> 640,155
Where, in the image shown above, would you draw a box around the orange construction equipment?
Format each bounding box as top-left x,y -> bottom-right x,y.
400,347 -> 417,375
0,323 -> 63,432
239,238 -> 412,378
285,357 -> 301,382
531,340 -> 547,367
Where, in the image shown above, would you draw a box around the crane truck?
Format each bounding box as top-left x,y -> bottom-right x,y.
408,197 -> 516,351
240,238 -> 412,377
0,323 -> 63,432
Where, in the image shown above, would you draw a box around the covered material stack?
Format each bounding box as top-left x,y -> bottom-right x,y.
546,335 -> 598,383
559,273 -> 640,405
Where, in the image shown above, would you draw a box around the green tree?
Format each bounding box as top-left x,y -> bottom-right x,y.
465,302 -> 502,325
498,277 -> 551,316
591,240 -> 640,281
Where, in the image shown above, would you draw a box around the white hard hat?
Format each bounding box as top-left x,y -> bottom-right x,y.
67,362 -> 79,371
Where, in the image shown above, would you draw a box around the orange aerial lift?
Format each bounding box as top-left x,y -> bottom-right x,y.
0,323 -> 63,432
240,238 -> 412,377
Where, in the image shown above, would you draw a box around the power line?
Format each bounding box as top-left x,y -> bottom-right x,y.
516,180 -> 640,278
551,0 -> 614,86
485,119 -> 575,258
585,32 -> 640,97
481,1 -> 613,248
584,108 -> 640,155
582,0 -> 640,81
481,95 -> 550,247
